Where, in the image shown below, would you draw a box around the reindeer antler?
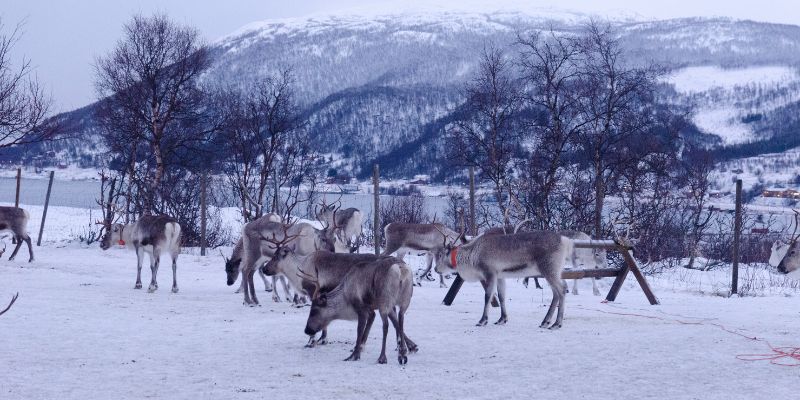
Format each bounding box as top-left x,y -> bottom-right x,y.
260,222 -> 303,250
790,209 -> 800,243
296,265 -> 321,299
0,240 -> 6,258
0,292 -> 19,316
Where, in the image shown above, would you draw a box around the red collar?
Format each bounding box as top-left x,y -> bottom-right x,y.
118,225 -> 126,246
450,247 -> 458,269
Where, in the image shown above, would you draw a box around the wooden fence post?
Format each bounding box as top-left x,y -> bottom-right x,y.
37,171 -> 54,246
14,167 -> 21,208
469,167 -> 476,236
200,173 -> 208,256
732,179 -> 742,296
373,164 -> 380,255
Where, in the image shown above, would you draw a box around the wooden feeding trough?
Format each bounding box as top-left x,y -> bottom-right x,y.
442,239 -> 659,306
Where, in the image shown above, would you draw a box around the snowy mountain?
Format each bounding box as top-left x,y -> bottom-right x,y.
22,10 -> 800,179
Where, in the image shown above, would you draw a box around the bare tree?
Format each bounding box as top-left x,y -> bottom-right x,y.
682,147 -> 716,270
0,19 -> 55,154
576,21 -> 662,238
515,30 -> 588,229
211,69 -> 309,222
447,46 -> 523,225
94,13 -> 210,213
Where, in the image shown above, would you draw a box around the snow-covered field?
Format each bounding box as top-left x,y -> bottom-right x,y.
2,205 -> 800,399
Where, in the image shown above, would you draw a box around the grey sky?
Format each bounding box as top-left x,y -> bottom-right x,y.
2,0 -> 799,112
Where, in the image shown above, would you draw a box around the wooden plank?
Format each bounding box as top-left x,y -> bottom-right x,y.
561,268 -> 621,279
14,168 -> 21,208
373,164 -> 380,255
442,275 -> 464,306
731,179 -> 742,295
619,246 -> 659,305
572,239 -> 618,249
605,263 -> 631,302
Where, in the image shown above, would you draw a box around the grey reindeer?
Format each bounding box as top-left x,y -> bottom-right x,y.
0,206 -> 34,262
236,219 -> 336,306
776,211 -> 800,276
315,200 -> 362,253
434,230 -> 572,329
100,215 -> 182,293
225,236 -> 294,302
302,256 -> 415,364
262,246 -> 418,352
381,222 -> 466,288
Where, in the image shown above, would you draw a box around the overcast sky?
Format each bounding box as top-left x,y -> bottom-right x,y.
3,0 -> 799,111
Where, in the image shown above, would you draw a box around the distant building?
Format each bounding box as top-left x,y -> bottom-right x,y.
762,187 -> 800,199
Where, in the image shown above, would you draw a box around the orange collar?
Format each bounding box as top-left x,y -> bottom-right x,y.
450,247 -> 458,269
118,225 -> 126,246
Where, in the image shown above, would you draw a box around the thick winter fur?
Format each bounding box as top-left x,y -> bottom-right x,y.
263,248 -> 416,348
226,236 -> 293,302
770,241 -> 790,267
0,206 -> 33,262
101,215 -> 182,293
317,205 -> 363,252
304,257 -> 414,364
777,240 -> 800,276
238,219 -> 335,306
382,222 -> 465,287
434,231 -> 571,328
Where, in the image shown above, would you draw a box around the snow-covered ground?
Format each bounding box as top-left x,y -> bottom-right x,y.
2,205 -> 800,399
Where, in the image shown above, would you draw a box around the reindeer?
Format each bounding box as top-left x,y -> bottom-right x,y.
237,219 -> 336,306
434,229 -> 571,328
0,292 -> 18,316
302,256 -> 414,364
0,206 -> 34,262
100,215 -> 182,293
262,246 -> 419,351
769,240 -> 790,267
223,213 -> 293,301
381,222 -> 466,288
776,211 -> 800,277
315,200 -> 362,253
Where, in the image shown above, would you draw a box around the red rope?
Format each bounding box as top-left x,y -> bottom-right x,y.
578,305 -> 800,367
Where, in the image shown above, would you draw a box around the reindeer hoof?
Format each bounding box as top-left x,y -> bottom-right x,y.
398,355 -> 408,365
476,318 -> 488,327
439,282 -> 448,289
495,317 -> 508,325
134,283 -> 142,289
147,286 -> 157,293
539,322 -> 550,329
171,287 -> 179,294
377,355 -> 387,364
548,323 -> 562,330
344,352 -> 360,361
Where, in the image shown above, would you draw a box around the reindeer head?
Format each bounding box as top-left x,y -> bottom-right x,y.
100,223 -> 126,250
777,211 -> 800,277
223,252 -> 241,286
303,282 -> 344,336
261,245 -> 293,276
433,224 -> 466,274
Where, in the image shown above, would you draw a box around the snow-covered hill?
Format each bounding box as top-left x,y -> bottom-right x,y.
24,10 -> 800,179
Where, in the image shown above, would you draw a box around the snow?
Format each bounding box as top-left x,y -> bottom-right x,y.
667,66 -> 799,94
2,204 -> 800,398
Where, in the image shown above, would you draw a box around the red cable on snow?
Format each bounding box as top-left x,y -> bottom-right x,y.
577,304 -> 800,367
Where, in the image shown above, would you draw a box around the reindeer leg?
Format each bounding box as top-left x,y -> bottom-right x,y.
280,275 -> 292,302
24,235 -> 34,262
8,235 -> 24,260
147,250 -> 160,293
477,273 -> 496,326
377,311 -> 390,364
171,256 -> 179,293
248,268 -> 259,305
494,278 -> 508,325
345,312 -> 368,361
271,276 -> 281,302
533,277 -> 543,289
540,266 -> 565,329
396,308 -> 408,364
419,252 -> 436,282
134,246 -> 143,289
592,277 -> 601,296
360,311 -> 376,348
258,268 -> 273,292
571,279 -> 578,295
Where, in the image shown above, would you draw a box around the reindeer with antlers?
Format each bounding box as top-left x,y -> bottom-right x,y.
776,210 -> 800,277
236,219 -> 337,306
381,222 -> 466,287
315,196 -> 363,253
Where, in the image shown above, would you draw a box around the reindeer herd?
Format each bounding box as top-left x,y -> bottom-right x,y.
2,202 -> 800,363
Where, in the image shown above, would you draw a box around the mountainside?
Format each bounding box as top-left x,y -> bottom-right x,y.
20,10 -> 800,180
